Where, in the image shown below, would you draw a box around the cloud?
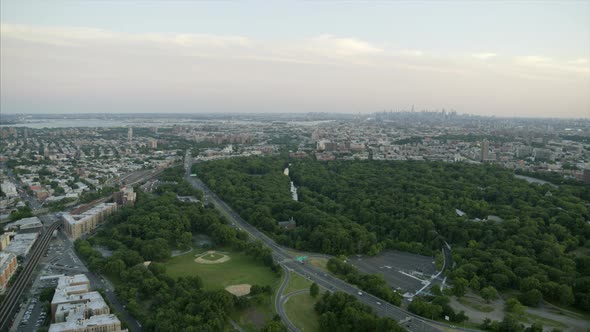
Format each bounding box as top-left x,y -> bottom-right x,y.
569,58 -> 589,65
514,55 -> 589,74
516,55 -> 552,64
0,23 -> 252,49
396,49 -> 424,57
471,52 -> 497,60
1,23 -> 589,118
303,34 -> 384,59
3,23 -> 587,77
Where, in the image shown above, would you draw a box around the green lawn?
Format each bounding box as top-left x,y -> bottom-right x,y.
285,273 -> 313,294
165,248 -> 279,290
284,293 -> 320,332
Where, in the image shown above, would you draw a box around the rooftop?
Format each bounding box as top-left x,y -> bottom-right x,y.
49,313 -> 122,332
4,233 -> 38,257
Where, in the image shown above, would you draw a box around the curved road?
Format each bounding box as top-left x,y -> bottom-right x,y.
186,154 -> 476,332
275,266 -> 299,332
278,288 -> 309,332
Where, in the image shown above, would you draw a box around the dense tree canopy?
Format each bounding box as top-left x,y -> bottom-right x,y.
75,171 -> 281,331
314,291 -> 405,332
195,157 -> 590,311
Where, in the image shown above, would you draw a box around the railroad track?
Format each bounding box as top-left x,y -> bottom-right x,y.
0,220 -> 62,331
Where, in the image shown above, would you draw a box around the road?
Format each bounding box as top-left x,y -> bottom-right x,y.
185,153 -> 473,332
275,266 -> 299,332
278,288 -> 308,332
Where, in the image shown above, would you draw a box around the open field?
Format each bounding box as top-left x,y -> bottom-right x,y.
308,257 -> 330,273
285,272 -> 313,294
285,293 -> 320,332
164,248 -> 279,290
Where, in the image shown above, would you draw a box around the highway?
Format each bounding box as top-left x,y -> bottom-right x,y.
185,153 -> 473,332
0,220 -> 61,332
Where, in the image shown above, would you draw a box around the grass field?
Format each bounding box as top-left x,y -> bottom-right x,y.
165,248 -> 279,290
308,257 -> 329,273
284,293 -> 320,332
285,273 -> 313,294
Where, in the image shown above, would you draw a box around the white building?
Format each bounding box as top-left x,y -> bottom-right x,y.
50,274 -> 126,332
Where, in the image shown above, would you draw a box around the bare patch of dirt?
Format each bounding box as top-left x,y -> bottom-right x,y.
225,284 -> 252,297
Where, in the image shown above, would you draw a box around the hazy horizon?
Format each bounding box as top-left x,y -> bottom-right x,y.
1,1 -> 589,118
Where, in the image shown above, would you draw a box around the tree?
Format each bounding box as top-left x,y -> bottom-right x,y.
519,289 -> 543,307
310,282 -> 320,298
453,277 -> 468,297
480,286 -> 498,303
469,276 -> 481,291
39,287 -> 55,302
525,323 -> 543,332
261,320 -> 286,332
505,298 -> 526,317
557,284 -> 574,306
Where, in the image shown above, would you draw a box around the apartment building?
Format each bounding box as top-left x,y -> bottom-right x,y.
0,251 -> 18,294
62,203 -> 117,240
49,274 -> 126,332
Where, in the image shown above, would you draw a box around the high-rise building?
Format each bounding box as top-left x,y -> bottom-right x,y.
128,127 -> 133,145
149,139 -> 158,149
480,139 -> 489,161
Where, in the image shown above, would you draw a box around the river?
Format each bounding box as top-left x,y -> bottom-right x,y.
284,168 -> 298,201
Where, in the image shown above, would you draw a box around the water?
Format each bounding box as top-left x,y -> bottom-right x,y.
284,168 -> 298,201
290,181 -> 298,201
1,118 -> 334,129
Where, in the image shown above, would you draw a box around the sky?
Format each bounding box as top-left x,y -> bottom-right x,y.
1,1 -> 589,118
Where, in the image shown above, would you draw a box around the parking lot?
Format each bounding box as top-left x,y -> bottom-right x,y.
349,250 -> 438,296
11,231 -> 89,332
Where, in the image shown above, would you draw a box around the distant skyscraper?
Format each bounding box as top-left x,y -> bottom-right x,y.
128,127 -> 133,144
481,139 -> 489,161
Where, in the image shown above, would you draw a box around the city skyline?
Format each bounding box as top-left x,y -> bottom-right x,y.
1,1 -> 589,118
